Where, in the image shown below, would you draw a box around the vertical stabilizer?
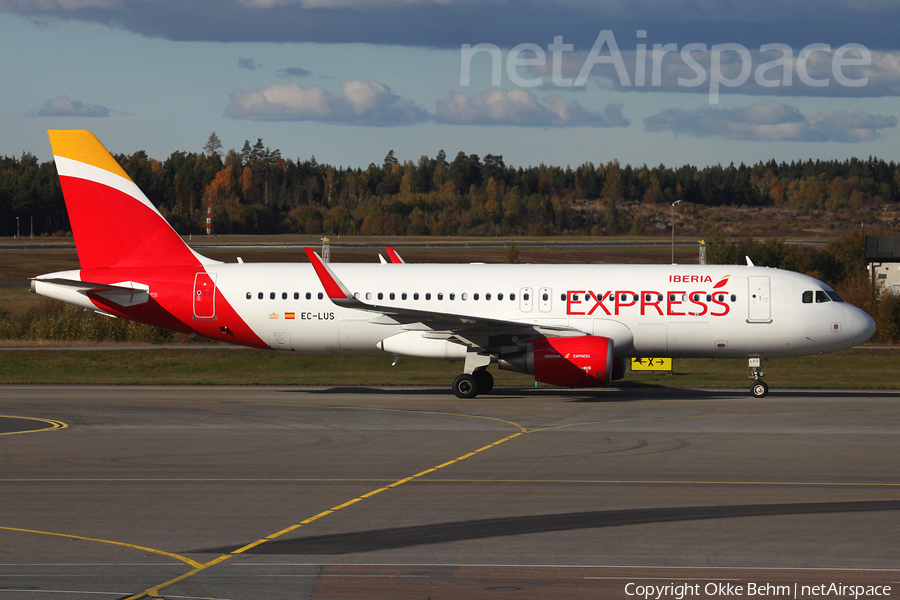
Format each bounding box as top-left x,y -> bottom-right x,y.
48,130 -> 212,269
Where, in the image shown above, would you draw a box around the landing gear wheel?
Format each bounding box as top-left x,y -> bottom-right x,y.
473,370 -> 494,394
751,381 -> 769,398
453,374 -> 479,399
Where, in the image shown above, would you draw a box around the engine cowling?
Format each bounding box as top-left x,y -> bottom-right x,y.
499,336 -> 615,388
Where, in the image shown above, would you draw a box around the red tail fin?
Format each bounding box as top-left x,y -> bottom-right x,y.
48,130 -> 208,269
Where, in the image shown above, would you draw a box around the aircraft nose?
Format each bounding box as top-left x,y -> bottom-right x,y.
851,307 -> 877,343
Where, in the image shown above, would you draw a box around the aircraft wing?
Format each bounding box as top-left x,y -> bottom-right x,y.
304,248 -> 583,347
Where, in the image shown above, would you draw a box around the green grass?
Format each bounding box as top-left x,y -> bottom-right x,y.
0,347 -> 895,388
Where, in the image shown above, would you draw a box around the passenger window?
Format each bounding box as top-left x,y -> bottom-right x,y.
474,293 -> 479,300
560,293 -> 565,301
542,293 -> 548,301
294,292 -> 299,300
486,293 -> 491,300
426,293 -> 431,300
730,294 -> 736,302
449,293 -> 456,300
461,293 -> 468,300
510,293 -> 516,301
438,293 -> 444,300
389,292 -> 395,300
498,293 -> 503,300
802,291 -> 813,303
246,292 -> 251,300
378,292 -> 383,300
573,294 -> 579,301
318,292 -> 323,300
523,293 -> 529,301
414,293 -> 419,300
258,292 -> 264,300
306,292 -> 311,300
282,292 -> 287,300
270,292 -> 275,300
366,292 -> 372,300
816,291 -> 831,303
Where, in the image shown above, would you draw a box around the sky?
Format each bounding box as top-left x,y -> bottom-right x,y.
2,0 -> 900,171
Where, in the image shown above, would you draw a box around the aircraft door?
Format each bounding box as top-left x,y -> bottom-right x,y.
538,287 -> 552,312
748,276 -> 771,322
520,288 -> 533,312
193,272 -> 216,319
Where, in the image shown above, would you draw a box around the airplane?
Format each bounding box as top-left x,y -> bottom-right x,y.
32,130 -> 877,399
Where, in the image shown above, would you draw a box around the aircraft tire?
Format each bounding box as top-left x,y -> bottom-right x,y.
453,374 -> 479,399
751,381 -> 769,398
473,370 -> 494,394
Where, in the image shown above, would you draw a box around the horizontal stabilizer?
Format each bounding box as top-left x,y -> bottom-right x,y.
32,278 -> 150,307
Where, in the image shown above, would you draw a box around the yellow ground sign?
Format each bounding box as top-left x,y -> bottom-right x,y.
631,358 -> 673,371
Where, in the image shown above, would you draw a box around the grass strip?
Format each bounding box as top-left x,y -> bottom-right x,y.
0,348 -> 896,389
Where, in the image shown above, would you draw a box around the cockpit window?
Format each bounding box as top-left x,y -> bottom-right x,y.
826,291 -> 844,303
815,291 -> 831,303
802,291 -> 813,304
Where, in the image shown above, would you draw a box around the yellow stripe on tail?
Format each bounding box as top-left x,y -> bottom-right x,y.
48,130 -> 131,180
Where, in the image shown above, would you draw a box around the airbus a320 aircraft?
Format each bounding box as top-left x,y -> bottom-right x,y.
33,131 -> 876,398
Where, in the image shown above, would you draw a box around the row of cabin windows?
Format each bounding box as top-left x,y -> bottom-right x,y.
247,292 -> 325,300
364,291 -> 522,301
569,292 -> 738,303
246,290 -> 738,303
802,290 -> 844,304
245,291 -> 525,301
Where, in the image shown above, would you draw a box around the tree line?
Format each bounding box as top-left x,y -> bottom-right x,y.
2,133 -> 900,239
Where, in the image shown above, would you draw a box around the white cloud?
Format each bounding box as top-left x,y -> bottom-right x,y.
643,101 -> 896,142
435,89 -> 629,127
224,80 -> 429,125
30,95 -> 115,117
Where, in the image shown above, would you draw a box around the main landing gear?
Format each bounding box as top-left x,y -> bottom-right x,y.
453,350 -> 494,399
452,369 -> 494,399
749,357 -> 768,398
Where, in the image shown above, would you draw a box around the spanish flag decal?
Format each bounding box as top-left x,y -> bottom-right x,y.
285,312 -> 296,319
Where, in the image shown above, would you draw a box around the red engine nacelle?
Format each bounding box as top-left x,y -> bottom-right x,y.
499,336 -> 615,388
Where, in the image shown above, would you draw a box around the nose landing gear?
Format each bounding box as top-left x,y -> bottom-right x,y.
749,357 -> 768,398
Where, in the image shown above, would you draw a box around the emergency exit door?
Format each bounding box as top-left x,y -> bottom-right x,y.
193,272 -> 217,319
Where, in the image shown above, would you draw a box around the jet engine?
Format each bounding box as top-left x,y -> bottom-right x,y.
499,336 -> 616,388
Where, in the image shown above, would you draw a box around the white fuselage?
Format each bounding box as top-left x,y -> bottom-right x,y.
200,261 -> 873,359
